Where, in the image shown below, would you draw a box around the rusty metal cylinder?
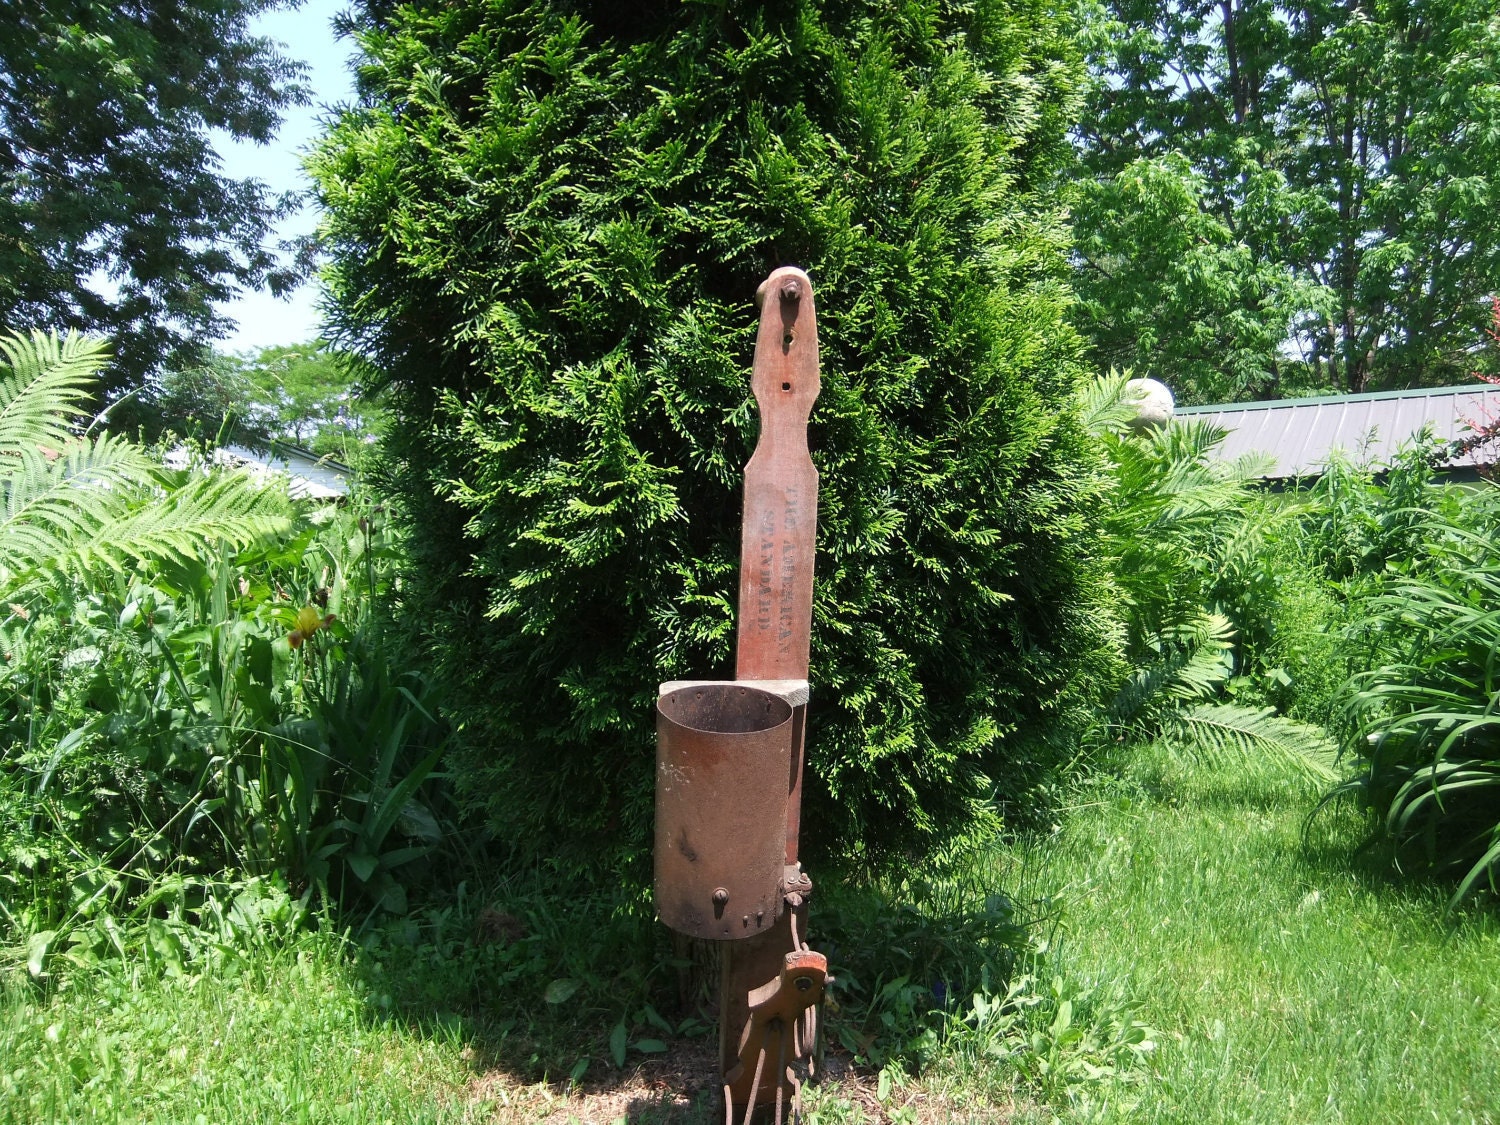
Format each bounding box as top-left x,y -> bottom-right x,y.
654,682 -> 792,940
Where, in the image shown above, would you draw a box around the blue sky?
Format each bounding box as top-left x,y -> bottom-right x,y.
214,0 -> 356,353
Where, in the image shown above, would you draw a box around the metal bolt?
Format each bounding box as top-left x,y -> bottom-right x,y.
794,976 -> 813,992
712,887 -> 729,905
742,915 -> 751,927
781,281 -> 800,302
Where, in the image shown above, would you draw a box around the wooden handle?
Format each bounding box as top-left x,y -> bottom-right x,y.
736,267 -> 821,682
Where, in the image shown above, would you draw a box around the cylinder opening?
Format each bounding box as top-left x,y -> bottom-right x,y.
658,683 -> 792,735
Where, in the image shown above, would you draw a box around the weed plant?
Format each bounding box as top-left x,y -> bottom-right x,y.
0,332 -> 447,976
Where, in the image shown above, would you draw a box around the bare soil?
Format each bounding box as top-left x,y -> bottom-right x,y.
461,1041 -> 1019,1124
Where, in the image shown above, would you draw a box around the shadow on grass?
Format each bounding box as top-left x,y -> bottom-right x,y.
347,857 -> 1035,1120
347,873 -> 720,1119
1118,741 -> 1500,926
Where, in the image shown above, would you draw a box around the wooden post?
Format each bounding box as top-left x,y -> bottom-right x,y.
721,266 -> 821,1121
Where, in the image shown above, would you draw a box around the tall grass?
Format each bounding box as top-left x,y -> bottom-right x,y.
1036,745 -> 1500,1124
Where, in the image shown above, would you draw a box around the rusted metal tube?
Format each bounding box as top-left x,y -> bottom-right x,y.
655,682 -> 793,940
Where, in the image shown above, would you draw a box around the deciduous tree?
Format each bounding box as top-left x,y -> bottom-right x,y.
1075,0 -> 1500,398
0,1 -> 309,393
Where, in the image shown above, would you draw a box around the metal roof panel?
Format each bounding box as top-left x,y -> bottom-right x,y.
1178,385 -> 1500,478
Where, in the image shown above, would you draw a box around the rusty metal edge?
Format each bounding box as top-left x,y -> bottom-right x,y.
659,679 -> 810,708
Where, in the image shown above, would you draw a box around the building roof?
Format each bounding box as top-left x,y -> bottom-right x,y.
1176,384 -> 1500,479
218,444 -> 351,500
161,443 -> 351,500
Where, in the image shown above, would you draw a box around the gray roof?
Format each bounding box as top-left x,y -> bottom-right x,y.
220,444 -> 351,500
1176,384 -> 1500,478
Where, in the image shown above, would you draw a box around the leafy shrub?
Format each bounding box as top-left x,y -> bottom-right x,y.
1080,374 -> 1337,781
1321,489 -> 1500,906
0,332 -> 446,971
1249,435 -> 1459,726
1082,374 -> 1271,728
312,0 -> 1122,875
1304,439 -> 1448,586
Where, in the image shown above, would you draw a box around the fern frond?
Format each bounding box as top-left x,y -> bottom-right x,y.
1105,612 -> 1234,728
1172,703 -> 1339,784
0,442 -> 290,597
0,330 -> 110,462
74,471 -> 290,574
1162,613 -> 1236,701
0,328 -> 293,596
0,434 -> 155,587
1079,370 -> 1137,436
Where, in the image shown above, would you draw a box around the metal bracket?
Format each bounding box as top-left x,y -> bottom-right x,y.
723,949 -> 828,1125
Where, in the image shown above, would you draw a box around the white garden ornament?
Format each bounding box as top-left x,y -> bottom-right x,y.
1125,377 -> 1175,431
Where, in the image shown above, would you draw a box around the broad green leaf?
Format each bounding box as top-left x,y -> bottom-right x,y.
26,930 -> 56,978
609,1020 -> 627,1068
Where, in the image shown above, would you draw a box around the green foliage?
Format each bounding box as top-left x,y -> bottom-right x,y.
1322,490 -> 1500,906
239,342 -> 387,463
0,330 -> 447,972
1070,154 -> 1323,404
1171,703 -> 1336,786
945,965 -> 1157,1109
1075,0 -> 1500,397
1303,438 -> 1447,584
128,341 -> 387,465
0,330 -> 289,600
1082,374 -> 1338,786
137,351 -> 277,448
1084,373 -> 1272,732
311,0 -> 1122,875
2,506 -> 449,962
0,1 -> 310,390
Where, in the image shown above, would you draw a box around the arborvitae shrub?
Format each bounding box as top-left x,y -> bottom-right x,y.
312,0 -> 1123,879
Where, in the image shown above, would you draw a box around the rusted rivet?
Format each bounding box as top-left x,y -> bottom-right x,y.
713,887 -> 730,905
742,915 -> 751,927
756,910 -> 764,924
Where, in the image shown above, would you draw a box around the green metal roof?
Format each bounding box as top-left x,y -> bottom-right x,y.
1173,384 -> 1499,478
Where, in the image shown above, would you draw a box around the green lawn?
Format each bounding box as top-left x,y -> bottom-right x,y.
0,939 -> 472,1124
5,746 -> 1498,1124
1028,747 -> 1500,1124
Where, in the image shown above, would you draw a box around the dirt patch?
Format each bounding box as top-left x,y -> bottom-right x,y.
461,1043 -> 1014,1124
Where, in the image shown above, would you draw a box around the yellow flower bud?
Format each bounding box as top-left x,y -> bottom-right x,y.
295,605 -> 323,636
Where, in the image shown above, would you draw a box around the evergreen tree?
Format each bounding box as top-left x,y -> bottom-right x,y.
311,0 -> 1122,875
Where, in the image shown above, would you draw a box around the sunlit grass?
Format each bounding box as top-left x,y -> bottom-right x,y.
0,933 -> 473,1124
6,744 -> 1499,1124
1016,745 -> 1500,1124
